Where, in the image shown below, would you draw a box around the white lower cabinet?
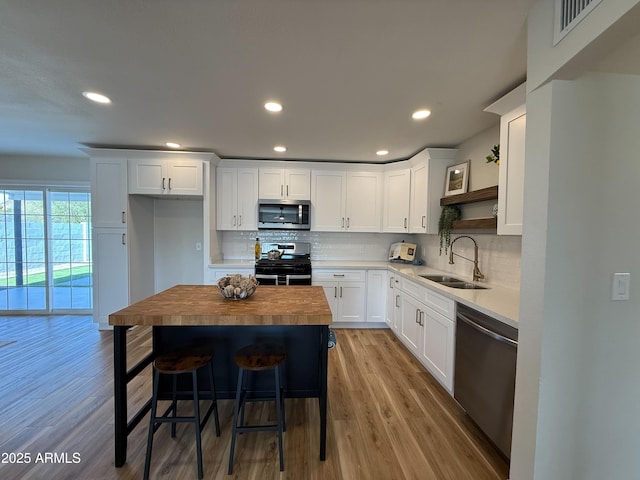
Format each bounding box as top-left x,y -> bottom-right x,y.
366,270 -> 387,323
390,274 -> 456,393
313,270 -> 366,323
92,228 -> 129,325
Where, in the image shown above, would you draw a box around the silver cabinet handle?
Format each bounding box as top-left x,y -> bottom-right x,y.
334,286 -> 337,298
121,211 -> 126,224
341,217 -> 345,228
168,177 -> 172,190
422,215 -> 426,228
162,177 -> 166,190
340,286 -> 343,298
389,277 -> 394,288
121,233 -> 126,245
404,218 -> 407,229
281,184 -> 284,197
233,215 -> 236,226
415,309 -> 420,324
419,310 -> 425,327
333,274 -> 345,278
286,185 -> 289,197
395,295 -> 400,308
347,217 -> 350,228
238,215 -> 242,226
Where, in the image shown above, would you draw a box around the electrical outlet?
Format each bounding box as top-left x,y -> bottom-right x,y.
611,273 -> 630,301
195,242 -> 202,251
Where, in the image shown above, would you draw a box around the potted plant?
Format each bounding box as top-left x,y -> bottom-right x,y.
486,144 -> 500,164
438,205 -> 461,254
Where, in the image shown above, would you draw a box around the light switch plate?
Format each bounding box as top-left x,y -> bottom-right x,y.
611,273 -> 630,301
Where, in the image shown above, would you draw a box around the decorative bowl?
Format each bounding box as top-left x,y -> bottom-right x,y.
216,274 -> 259,300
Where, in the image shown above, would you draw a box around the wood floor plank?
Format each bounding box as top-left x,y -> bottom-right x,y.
0,317 -> 509,479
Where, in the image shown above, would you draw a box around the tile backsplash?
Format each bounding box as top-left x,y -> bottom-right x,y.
220,230 -> 521,290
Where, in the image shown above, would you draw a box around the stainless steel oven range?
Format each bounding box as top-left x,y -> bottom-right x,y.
254,242 -> 312,286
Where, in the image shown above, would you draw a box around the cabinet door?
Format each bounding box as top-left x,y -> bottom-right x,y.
366,270 -> 386,323
337,282 -> 366,323
314,280 -> 339,322
216,168 -> 239,230
420,306 -> 455,393
166,160 -> 203,195
91,158 -> 127,228
409,162 -> 428,233
311,171 -> 346,231
236,168 -> 258,230
399,293 -> 422,356
345,171 -> 382,232
128,159 -> 165,194
498,105 -> 526,235
285,169 -> 311,200
258,168 -> 285,199
386,273 -> 399,328
383,169 -> 410,232
92,228 -> 129,325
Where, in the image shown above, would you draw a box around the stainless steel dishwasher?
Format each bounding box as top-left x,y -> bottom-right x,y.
454,303 -> 518,459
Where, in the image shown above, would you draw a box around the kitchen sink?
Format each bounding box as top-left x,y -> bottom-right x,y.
419,274 -> 465,283
419,274 -> 489,290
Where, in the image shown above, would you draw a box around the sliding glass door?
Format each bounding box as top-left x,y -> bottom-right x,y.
0,187 -> 92,313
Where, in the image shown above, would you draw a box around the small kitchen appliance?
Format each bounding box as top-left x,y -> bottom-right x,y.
388,241 -> 417,263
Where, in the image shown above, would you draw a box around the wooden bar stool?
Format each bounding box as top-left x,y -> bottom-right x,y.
228,343 -> 287,474
144,350 -> 221,480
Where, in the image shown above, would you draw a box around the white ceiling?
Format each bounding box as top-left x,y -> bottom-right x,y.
0,0 -> 532,163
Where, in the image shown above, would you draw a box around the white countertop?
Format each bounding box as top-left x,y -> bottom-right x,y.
210,260 -> 519,328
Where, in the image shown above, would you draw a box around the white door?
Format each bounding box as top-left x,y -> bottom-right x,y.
337,282 -> 366,322
236,168 -> 258,230
311,171 -> 346,231
167,161 -> 203,195
91,158 -> 127,228
409,162 -> 428,233
285,169 -> 311,200
93,228 -> 129,324
366,270 -> 386,323
498,105 -> 526,235
258,168 -> 285,199
216,168 -> 239,230
399,293 -> 422,356
128,159 -> 165,194
383,169 -> 410,232
345,171 -> 382,232
420,306 -> 455,392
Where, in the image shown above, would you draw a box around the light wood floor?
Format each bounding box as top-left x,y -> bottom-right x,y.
0,316 -> 509,479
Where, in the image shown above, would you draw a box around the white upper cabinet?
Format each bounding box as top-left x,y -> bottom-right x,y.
409,162 -> 428,233
485,83 -> 526,235
311,169 -> 382,232
216,167 -> 258,230
383,168 -> 411,233
91,157 -> 128,228
128,158 -> 203,196
344,171 -> 383,232
259,167 -> 310,200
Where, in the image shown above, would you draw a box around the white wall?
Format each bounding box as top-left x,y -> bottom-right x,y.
0,155 -> 89,182
511,73 -> 640,480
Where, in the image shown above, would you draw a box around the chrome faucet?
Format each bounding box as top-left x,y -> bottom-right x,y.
449,235 -> 485,282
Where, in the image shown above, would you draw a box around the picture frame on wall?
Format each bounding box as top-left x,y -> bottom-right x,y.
444,160 -> 470,196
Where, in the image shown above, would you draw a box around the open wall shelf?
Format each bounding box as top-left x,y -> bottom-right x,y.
440,185 -> 498,230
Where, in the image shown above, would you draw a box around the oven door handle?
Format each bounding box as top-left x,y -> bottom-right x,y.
285,274 -> 311,286
457,312 -> 518,348
255,274 -> 279,284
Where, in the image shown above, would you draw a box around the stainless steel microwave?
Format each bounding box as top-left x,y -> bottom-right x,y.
257,199 -> 311,230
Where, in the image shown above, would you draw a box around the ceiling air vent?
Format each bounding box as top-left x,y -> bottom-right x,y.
554,0 -> 603,45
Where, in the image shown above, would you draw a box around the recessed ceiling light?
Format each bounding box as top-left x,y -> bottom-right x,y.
264,102 -> 283,112
274,145 -> 287,153
165,142 -> 181,149
82,91 -> 111,104
412,109 -> 431,120
376,150 -> 389,156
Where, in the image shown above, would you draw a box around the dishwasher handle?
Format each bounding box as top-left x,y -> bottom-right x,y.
457,312 -> 517,348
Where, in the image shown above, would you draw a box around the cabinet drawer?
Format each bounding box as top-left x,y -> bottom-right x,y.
312,270 -> 365,282
399,277 -> 424,299
424,289 -> 454,319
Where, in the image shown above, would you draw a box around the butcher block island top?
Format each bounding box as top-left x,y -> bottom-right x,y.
109,284 -> 333,326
